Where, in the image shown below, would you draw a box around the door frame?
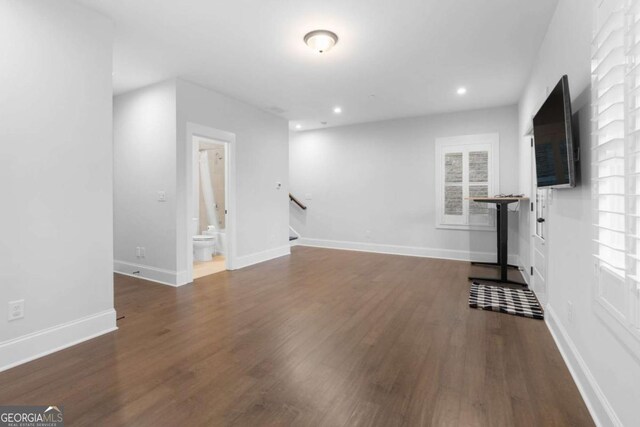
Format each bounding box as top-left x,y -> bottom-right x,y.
185,123 -> 237,282
529,137 -> 549,304
193,136 -> 229,264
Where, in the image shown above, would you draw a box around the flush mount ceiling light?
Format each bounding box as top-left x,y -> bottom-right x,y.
457,87 -> 467,95
295,124 -> 302,129
333,106 -> 342,114
304,30 -> 338,53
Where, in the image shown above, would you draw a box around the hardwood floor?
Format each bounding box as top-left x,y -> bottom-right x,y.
0,247 -> 593,426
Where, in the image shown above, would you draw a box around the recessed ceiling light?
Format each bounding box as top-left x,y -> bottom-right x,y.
295,124 -> 302,129
304,30 -> 338,53
333,106 -> 342,114
457,87 -> 467,95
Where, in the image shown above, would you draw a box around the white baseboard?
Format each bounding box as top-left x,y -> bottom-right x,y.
513,256 -> 531,286
114,260 -> 182,287
297,238 -> 519,265
546,306 -> 621,427
234,245 -> 290,270
0,309 -> 117,373
520,266 -> 530,285
176,270 -> 190,286
116,246 -> 291,284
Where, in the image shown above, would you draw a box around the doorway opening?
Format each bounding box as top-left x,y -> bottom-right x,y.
184,124 -> 236,284
188,130 -> 238,280
191,135 -> 230,279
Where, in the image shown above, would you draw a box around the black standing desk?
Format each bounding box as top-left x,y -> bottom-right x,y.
467,197 -> 527,287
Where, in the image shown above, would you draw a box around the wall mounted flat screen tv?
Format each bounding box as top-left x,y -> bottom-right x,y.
532,75 -> 576,188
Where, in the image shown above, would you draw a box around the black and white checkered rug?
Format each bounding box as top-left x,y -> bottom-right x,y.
469,282 -> 543,320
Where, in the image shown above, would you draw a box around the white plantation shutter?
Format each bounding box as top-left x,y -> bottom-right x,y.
593,0 -> 626,276
468,150 -> 491,224
444,151 -> 464,218
592,0 -> 640,337
626,0 -> 640,330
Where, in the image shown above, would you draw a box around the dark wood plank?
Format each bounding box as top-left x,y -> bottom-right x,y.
0,247 -> 594,426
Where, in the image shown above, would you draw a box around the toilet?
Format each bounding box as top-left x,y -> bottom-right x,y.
203,225 -> 226,256
193,234 -> 216,262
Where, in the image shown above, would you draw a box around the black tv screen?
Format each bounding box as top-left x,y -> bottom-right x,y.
533,75 -> 576,188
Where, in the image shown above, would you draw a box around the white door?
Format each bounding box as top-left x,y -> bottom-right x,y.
530,138 -> 548,304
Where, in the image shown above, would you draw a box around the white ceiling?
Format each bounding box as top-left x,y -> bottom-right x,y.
78,0 -> 558,130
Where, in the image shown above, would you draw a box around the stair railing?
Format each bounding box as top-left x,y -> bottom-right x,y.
289,193 -> 307,210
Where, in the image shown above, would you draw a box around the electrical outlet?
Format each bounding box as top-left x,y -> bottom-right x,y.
8,300 -> 24,321
567,301 -> 573,324
136,247 -> 141,257
157,191 -> 166,202
140,247 -> 146,258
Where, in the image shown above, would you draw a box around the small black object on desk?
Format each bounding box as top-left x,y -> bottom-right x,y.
467,197 -> 527,287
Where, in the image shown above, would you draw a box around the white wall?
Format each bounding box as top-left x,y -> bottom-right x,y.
113,78 -> 290,283
518,0 -> 640,425
0,0 -> 116,370
289,106 -> 522,263
176,79 -> 290,271
113,80 -> 178,284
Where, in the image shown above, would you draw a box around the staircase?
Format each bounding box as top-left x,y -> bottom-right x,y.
289,227 -> 300,246
289,193 -> 305,246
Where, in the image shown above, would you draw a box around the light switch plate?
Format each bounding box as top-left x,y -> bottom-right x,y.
157,191 -> 166,202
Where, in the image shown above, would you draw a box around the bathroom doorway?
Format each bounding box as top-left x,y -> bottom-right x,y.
191,135 -> 231,279
184,123 -> 236,284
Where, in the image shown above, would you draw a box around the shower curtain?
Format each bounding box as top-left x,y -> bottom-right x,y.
199,150 -> 219,230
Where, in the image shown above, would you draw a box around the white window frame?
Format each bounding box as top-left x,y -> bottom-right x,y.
435,133 -> 499,231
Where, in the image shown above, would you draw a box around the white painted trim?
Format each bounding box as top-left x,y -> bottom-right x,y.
185,123 -> 238,280
0,309 -> 117,373
289,225 -> 301,239
545,305 -> 621,427
234,245 -> 291,270
297,238 -> 519,265
529,140 -> 549,308
114,260 -> 183,287
520,263 -> 531,285
289,226 -> 301,247
176,270 -> 190,286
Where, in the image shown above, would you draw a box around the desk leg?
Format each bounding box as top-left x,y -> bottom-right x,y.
469,202 -> 526,287
497,204 -> 502,266
471,204 -> 518,269
499,203 -> 508,281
